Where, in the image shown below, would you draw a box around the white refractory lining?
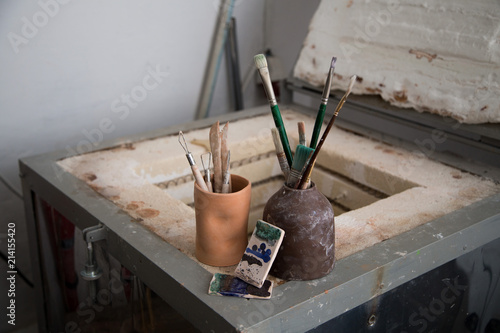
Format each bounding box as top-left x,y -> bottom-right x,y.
58,109 -> 500,276
293,0 -> 500,124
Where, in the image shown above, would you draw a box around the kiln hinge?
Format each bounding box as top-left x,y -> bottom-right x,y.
80,224 -> 107,303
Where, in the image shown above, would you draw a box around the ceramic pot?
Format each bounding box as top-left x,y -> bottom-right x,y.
194,174 -> 251,266
263,182 -> 335,280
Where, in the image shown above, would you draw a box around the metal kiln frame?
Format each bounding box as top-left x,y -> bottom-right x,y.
20,98 -> 500,332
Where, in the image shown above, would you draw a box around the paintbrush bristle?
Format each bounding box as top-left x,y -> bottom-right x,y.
347,75 -> 357,95
254,54 -> 268,69
287,144 -> 314,187
292,145 -> 314,171
271,128 -> 283,153
298,121 -> 306,146
331,56 -> 337,69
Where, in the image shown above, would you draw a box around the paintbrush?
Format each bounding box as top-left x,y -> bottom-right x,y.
298,121 -> 306,146
221,151 -> 231,193
178,131 -> 208,191
310,57 -> 336,149
298,75 -> 357,189
271,128 -> 290,179
287,144 -> 314,188
254,54 -> 293,167
201,152 -> 213,192
293,149 -> 314,189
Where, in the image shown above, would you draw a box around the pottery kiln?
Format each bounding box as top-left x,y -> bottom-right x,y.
56,109 -> 499,268
21,0 -> 500,331
22,104 -> 500,332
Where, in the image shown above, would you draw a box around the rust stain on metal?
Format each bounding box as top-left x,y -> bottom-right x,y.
347,0 -> 354,8
371,266 -> 385,298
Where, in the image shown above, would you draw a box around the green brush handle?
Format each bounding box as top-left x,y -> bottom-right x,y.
310,103 -> 326,149
271,104 -> 293,167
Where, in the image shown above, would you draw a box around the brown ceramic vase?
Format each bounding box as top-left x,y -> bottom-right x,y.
194,174 -> 251,266
263,182 -> 335,280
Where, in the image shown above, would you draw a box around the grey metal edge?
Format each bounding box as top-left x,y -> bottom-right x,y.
19,104 -> 500,332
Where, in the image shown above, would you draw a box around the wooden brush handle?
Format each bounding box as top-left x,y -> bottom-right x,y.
298,121 -> 306,146
192,165 -> 208,191
221,122 -> 229,180
277,152 -> 290,179
210,122 -> 222,193
271,105 -> 293,167
310,104 -> 326,149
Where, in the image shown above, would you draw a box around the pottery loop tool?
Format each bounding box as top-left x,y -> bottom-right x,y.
271,128 -> 290,179
254,54 -> 293,167
298,75 -> 357,189
201,152 -> 213,192
178,131 -> 209,191
310,56 -> 336,149
221,151 -> 231,193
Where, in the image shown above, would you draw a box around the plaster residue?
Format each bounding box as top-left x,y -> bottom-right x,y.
293,0 -> 500,124
58,109 -> 500,274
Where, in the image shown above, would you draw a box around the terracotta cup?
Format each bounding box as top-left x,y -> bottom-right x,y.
194,174 -> 251,266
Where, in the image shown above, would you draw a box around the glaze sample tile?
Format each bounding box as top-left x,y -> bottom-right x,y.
208,273 -> 272,299
234,220 -> 285,288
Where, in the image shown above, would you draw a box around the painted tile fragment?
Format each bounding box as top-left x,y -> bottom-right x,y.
208,273 -> 272,299
234,220 -> 285,288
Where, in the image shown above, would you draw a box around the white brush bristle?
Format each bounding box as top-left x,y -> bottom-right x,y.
347,75 -> 357,95
254,54 -> 268,69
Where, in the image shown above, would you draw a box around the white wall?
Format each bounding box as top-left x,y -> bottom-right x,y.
0,0 -> 319,277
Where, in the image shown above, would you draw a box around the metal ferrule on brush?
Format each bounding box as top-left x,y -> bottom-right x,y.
321,71 -> 333,105
286,168 -> 301,187
257,67 -> 278,106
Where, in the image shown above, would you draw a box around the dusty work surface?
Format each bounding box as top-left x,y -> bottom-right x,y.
58,109 -> 500,277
